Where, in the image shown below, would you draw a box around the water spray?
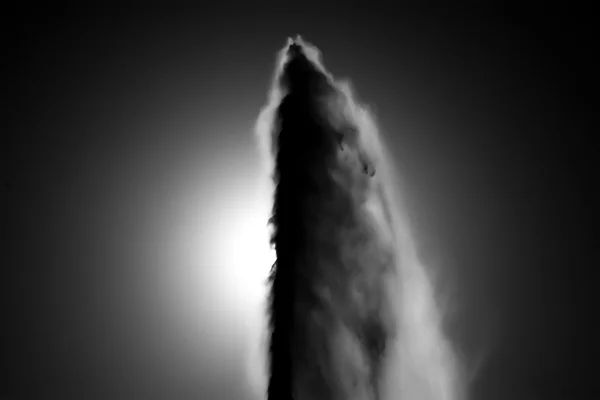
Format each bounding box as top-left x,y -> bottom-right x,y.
254,35 -> 463,400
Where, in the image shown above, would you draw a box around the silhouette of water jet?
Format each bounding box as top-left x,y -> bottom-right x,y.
254,35 -> 463,400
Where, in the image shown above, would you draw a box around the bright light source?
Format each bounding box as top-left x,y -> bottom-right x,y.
216,203 -> 275,307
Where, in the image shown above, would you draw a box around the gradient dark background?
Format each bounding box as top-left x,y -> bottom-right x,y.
5,4 -> 595,400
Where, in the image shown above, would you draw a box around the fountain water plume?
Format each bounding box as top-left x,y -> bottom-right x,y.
252,35 -> 464,400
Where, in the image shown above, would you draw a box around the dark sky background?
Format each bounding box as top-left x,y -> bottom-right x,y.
5,4 -> 595,400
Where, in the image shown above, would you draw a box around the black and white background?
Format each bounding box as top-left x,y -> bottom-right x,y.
5,4 -> 595,400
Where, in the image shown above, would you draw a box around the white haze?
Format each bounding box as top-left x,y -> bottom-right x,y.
247,36 -> 465,400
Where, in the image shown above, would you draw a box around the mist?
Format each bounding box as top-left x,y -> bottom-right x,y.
254,36 -> 462,400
